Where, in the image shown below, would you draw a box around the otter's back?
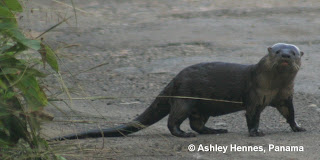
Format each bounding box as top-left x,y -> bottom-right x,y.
172,62 -> 253,102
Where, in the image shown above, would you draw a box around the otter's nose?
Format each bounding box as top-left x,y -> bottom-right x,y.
281,53 -> 291,58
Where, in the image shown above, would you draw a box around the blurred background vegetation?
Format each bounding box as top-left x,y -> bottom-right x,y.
0,0 -> 65,159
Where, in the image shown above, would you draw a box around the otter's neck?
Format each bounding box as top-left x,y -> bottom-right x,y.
254,56 -> 298,89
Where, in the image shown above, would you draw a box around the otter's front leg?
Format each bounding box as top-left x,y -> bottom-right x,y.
245,104 -> 266,137
275,96 -> 306,132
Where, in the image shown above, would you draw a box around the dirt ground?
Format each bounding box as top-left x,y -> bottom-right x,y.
20,0 -> 320,159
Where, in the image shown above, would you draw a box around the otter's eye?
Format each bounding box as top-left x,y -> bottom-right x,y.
276,50 -> 280,54
291,51 -> 296,56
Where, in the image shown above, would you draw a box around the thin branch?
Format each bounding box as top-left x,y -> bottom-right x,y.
36,16 -> 72,39
52,0 -> 91,14
48,95 -> 243,104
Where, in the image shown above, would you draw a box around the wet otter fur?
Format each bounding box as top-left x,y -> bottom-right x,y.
54,43 -> 306,140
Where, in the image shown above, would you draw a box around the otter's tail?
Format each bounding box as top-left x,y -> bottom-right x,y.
52,97 -> 170,141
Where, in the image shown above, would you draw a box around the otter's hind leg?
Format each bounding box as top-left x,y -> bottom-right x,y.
167,99 -> 196,137
189,112 -> 228,134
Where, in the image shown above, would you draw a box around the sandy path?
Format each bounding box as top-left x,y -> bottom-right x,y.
20,0 -> 320,159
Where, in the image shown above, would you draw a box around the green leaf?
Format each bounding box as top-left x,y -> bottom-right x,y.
25,68 -> 47,77
9,29 -> 40,50
3,91 -> 15,99
0,22 -> 16,29
6,115 -> 29,144
1,0 -> 23,12
0,68 -> 20,75
0,137 -> 11,147
0,44 -> 14,53
0,79 -> 7,89
0,55 -> 20,75
45,45 -> 59,72
0,99 -> 28,144
0,6 -> 16,24
0,23 -> 40,50
2,67 -> 46,77
39,44 -> 59,72
0,112 -> 11,118
0,55 -> 46,80
56,155 -> 67,160
15,75 -> 48,110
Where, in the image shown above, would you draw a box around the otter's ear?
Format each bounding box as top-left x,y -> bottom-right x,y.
268,47 -> 272,54
300,51 -> 304,57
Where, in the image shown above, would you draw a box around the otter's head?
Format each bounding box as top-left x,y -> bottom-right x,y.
266,43 -> 304,73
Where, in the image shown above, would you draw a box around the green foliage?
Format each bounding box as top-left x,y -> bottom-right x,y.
0,1 -> 64,159
1,0 -> 23,12
39,43 -> 59,73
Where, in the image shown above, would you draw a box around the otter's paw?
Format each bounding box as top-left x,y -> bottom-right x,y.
213,129 -> 228,134
173,131 -> 196,138
181,132 -> 196,138
292,126 -> 306,132
199,128 -> 228,134
249,129 -> 265,137
209,129 -> 228,134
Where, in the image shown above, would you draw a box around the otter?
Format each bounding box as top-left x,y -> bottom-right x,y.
54,43 -> 306,140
